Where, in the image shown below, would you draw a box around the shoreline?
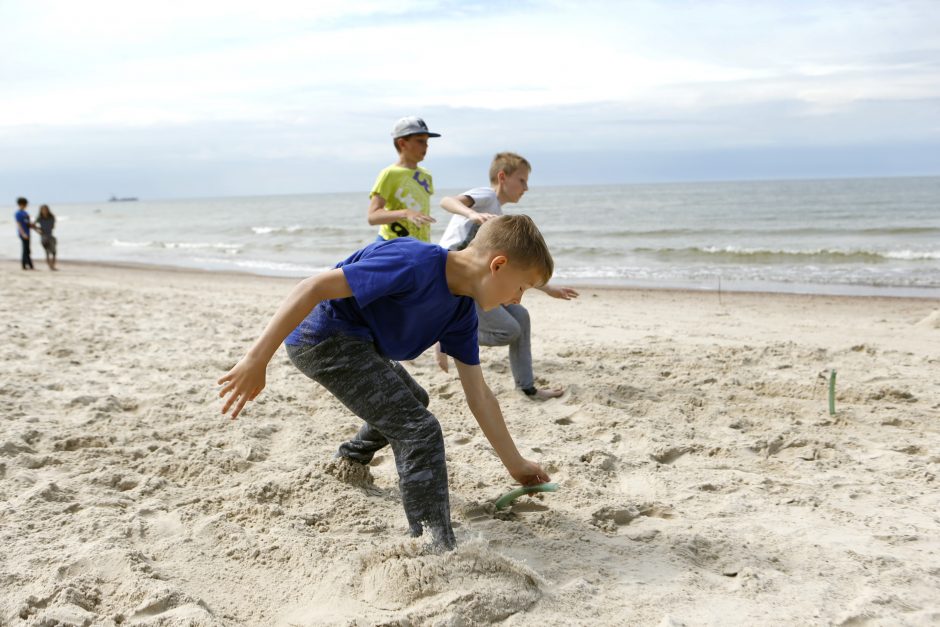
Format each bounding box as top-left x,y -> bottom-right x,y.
5,257 -> 939,301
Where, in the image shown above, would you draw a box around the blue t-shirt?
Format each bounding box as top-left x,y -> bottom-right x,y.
15,209 -> 30,239
285,238 -> 480,365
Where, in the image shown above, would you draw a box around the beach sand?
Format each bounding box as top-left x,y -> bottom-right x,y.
2,261 -> 938,626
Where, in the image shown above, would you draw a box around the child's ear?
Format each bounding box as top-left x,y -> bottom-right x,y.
490,254 -> 508,273
496,170 -> 506,184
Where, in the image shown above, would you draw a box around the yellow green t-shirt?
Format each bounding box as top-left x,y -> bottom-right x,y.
371,165 -> 434,242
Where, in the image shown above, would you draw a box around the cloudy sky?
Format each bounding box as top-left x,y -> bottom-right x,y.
2,0 -> 939,202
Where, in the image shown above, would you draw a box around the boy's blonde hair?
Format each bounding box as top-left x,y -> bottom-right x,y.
489,152 -> 531,184
470,214 -> 553,284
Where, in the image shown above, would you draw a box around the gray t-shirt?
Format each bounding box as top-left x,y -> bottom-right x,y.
438,187 -> 502,250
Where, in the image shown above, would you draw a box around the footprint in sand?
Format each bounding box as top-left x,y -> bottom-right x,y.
591,502 -> 676,533
52,435 -> 114,451
649,446 -> 696,464
16,584 -> 101,626
431,381 -> 461,401
129,589 -> 215,625
0,439 -> 36,457
457,500 -> 497,523
748,435 -> 823,461
545,402 -> 590,426
446,431 -> 473,446
580,449 -> 618,471
869,388 -> 918,403
13,567 -> 203,626
891,444 -> 924,456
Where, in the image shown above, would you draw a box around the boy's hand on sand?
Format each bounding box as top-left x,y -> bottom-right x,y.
544,285 -> 579,300
509,459 -> 551,486
434,342 -> 449,373
217,356 -> 266,419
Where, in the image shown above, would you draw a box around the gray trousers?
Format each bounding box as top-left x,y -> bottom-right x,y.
476,303 -> 534,391
286,335 -> 455,549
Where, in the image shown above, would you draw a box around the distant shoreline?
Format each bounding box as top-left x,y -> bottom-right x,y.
4,258 -> 938,301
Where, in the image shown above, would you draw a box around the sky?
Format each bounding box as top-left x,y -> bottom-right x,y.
2,0 -> 939,202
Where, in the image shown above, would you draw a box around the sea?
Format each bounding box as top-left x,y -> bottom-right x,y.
6,176 -> 939,298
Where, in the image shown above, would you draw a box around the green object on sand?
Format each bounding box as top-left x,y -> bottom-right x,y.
828,369 -> 837,416
494,482 -> 559,510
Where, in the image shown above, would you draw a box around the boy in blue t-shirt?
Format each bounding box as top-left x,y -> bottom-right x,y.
218,214 -> 553,549
14,197 -> 34,270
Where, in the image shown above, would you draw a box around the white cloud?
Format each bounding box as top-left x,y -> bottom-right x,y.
5,0 -> 938,127
1,0 -> 938,198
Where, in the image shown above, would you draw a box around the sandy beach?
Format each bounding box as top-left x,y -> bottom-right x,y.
1,260 -> 938,626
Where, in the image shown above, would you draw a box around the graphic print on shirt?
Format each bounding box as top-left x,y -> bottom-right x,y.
375,166 -> 434,242
390,187 -> 423,238
413,171 -> 431,193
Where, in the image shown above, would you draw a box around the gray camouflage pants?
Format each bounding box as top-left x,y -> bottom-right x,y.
286,335 -> 455,549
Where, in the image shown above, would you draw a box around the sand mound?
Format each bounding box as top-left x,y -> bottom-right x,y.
914,309 -> 940,328
355,538 -> 542,622
321,456 -> 375,488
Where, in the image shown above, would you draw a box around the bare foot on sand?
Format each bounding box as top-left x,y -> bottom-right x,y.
529,387 -> 564,400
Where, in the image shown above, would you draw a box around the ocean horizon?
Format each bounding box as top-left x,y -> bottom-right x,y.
6,175 -> 939,298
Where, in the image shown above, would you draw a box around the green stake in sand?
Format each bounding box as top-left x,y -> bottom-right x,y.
828,369 -> 837,416
494,482 -> 559,510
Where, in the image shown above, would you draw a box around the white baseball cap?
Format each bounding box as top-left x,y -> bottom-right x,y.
391,116 -> 441,139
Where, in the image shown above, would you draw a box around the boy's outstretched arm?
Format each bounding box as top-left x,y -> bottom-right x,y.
453,359 -> 550,486
537,284 -> 579,300
217,268 -> 352,419
440,195 -> 498,225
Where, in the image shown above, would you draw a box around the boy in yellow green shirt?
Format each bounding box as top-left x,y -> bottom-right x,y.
366,116 -> 441,242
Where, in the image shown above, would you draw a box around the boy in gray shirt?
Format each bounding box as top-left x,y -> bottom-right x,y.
437,152 -> 578,399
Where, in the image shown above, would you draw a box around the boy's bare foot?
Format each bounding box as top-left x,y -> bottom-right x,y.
524,387 -> 564,400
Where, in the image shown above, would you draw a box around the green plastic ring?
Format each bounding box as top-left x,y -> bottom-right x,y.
494,482 -> 559,510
